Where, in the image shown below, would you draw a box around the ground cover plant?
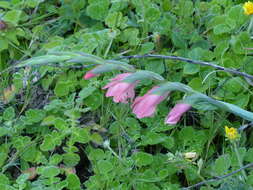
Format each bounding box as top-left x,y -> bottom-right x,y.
2,0 -> 253,189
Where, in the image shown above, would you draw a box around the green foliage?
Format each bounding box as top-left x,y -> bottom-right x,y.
1,0 -> 253,189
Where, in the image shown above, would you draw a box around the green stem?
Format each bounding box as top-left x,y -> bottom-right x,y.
233,142 -> 247,180
247,16 -> 253,33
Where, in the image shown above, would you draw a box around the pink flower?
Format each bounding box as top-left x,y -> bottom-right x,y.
83,70 -> 99,79
165,103 -> 191,125
132,87 -> 169,118
102,73 -> 137,103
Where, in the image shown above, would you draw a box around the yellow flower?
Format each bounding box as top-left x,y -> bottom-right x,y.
225,126 -> 239,141
243,1 -> 253,15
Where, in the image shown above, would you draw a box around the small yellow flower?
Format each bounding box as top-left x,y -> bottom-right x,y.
225,126 -> 239,141
243,1 -> 253,15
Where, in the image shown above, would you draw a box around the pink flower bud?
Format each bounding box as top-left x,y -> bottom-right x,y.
132,86 -> 169,118
165,103 -> 191,125
83,70 -> 98,79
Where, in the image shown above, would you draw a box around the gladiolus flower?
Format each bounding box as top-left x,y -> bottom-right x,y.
165,103 -> 191,125
243,1 -> 253,15
132,87 -> 169,118
83,70 -> 99,79
102,73 -> 137,103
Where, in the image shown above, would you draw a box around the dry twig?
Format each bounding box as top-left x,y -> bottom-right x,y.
182,162 -> 253,190
119,54 -> 253,81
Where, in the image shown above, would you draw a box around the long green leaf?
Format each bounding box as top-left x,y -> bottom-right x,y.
123,70 -> 164,83
15,55 -> 72,68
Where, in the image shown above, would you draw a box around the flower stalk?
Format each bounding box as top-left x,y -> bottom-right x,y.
233,142 -> 247,181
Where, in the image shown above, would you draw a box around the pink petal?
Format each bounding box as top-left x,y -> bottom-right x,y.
102,73 -> 138,103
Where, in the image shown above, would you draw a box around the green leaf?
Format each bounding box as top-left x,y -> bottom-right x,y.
21,145 -> 37,162
120,28 -> 140,46
223,77 -> 245,94
78,86 -> 96,100
184,48 -> 203,74
247,174 -> 253,186
145,59 -> 165,75
66,52 -> 105,64
84,90 -> 102,110
25,109 -> 45,123
0,174 -> 9,186
0,145 -> 8,167
231,32 -> 253,54
171,30 -> 187,49
90,132 -> 103,145
39,166 -> 60,178
105,12 -> 124,28
214,154 -> 231,175
3,10 -> 22,26
66,174 -> 81,190
144,5 -> 161,23
54,82 -> 70,97
245,148 -> 253,162
3,107 -> 15,121
231,93 -> 250,109
16,55 -> 72,68
227,5 -> 247,26
188,77 -> 208,92
183,63 -> 200,75
141,132 -> 168,145
0,38 -> 9,52
183,93 -> 253,122
40,134 -> 56,151
91,62 -> 135,74
86,0 -> 109,21
41,115 -> 56,126
0,1 -> 11,9
88,148 -> 105,161
152,82 -> 193,95
178,0 -> 194,17
140,42 -> 154,54
123,70 -> 164,83
213,24 -> 231,35
132,152 -> 153,167
71,128 -> 90,144
49,154 -> 63,165
54,118 -> 69,131
97,160 -> 113,173
63,153 -> 80,167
